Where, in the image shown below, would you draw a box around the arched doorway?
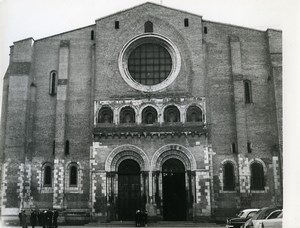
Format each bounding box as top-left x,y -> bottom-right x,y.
118,159 -> 141,221
162,158 -> 186,221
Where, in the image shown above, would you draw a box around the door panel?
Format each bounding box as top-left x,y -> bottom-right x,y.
162,158 -> 186,221
118,160 -> 141,221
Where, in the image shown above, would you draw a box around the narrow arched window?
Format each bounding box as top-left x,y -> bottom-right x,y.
98,106 -> 113,123
49,71 -> 57,96
223,162 -> 235,191
164,105 -> 180,123
244,80 -> 252,103
69,165 -> 78,186
142,106 -> 157,124
120,106 -> 135,123
44,165 -> 52,186
186,106 -> 203,122
250,162 -> 265,190
144,21 -> 153,33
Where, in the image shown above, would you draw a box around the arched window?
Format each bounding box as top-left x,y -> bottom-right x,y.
120,106 -> 136,123
164,105 -> 180,123
44,164 -> 52,186
49,71 -> 57,96
142,106 -> 157,124
250,161 -> 265,190
186,106 -> 203,122
144,21 -> 153,33
244,80 -> 252,103
98,107 -> 113,123
223,162 -> 235,191
69,165 -> 78,186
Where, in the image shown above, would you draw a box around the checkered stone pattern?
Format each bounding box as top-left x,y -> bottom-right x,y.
36,164 -> 42,192
195,170 -> 211,216
1,163 -> 8,209
218,166 -> 224,193
238,155 -> 251,194
272,156 -> 280,190
53,159 -> 65,208
23,162 -> 34,208
90,145 -> 100,213
17,163 -> 25,207
93,172 -> 107,215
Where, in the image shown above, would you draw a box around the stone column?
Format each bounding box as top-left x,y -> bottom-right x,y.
153,171 -> 162,220
53,40 -> 70,209
191,171 -> 196,204
186,170 -> 193,220
146,171 -> 157,221
106,171 -> 117,221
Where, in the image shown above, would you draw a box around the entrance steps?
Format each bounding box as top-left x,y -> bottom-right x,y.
87,221 -> 221,227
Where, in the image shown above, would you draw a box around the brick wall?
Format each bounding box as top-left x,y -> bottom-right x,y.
0,2 -> 282,223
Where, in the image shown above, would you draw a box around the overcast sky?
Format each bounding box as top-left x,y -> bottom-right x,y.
0,0 -> 290,81
0,0 -> 300,227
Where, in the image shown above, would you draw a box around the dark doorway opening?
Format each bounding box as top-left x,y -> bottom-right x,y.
162,158 -> 186,221
118,159 -> 141,221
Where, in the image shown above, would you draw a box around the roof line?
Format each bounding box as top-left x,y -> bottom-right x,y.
203,19 -> 281,32
95,1 -> 202,21
13,37 -> 34,44
34,24 -> 95,42
266,28 -> 282,33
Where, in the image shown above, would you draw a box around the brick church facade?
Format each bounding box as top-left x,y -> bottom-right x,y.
0,2 -> 282,224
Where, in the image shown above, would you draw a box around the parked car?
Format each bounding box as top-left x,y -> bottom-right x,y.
257,211 -> 282,228
226,209 -> 260,228
242,207 -> 282,228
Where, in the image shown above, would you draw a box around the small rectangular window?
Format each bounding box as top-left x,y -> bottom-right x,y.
53,140 -> 55,155
204,26 -> 208,34
231,143 -> 237,153
115,21 -> 119,29
91,30 -> 94,40
184,18 -> 189,27
244,80 -> 252,103
65,140 -> 69,155
247,142 -> 252,153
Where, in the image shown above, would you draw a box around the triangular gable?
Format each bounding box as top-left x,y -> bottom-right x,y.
95,2 -> 202,22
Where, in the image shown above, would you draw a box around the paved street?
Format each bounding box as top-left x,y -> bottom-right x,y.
2,226 -> 224,228
1,222 -> 225,228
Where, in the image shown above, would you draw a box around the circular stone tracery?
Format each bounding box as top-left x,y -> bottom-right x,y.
128,43 -> 172,86
119,34 -> 181,92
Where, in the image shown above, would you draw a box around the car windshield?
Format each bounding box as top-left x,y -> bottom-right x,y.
251,208 -> 264,220
238,211 -> 245,217
254,208 -> 278,220
267,210 -> 282,219
247,211 -> 257,218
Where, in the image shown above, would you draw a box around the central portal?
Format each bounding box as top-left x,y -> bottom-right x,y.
162,158 -> 186,221
118,159 -> 141,221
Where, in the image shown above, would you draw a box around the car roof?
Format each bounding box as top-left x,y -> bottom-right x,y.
242,209 -> 259,212
256,207 -> 280,219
